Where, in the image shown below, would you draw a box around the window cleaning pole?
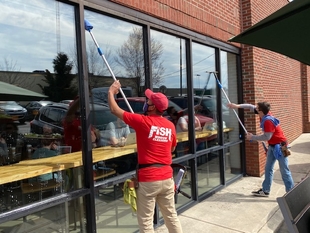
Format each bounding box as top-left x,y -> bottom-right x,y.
209,71 -> 248,134
84,19 -> 134,113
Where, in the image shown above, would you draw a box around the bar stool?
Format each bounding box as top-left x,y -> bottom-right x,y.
21,177 -> 60,224
0,185 -> 6,213
0,156 -> 9,213
0,155 -> 22,211
21,178 -> 60,203
6,181 -> 21,210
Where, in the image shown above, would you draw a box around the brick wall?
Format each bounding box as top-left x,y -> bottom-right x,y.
302,65 -> 310,132
111,0 -> 241,42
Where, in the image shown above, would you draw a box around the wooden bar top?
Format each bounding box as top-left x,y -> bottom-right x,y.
0,128 -> 233,185
0,145 -> 136,185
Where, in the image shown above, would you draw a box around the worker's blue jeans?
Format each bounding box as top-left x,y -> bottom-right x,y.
136,178 -> 183,233
262,145 -> 294,193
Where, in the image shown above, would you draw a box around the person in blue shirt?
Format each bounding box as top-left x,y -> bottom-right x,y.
31,138 -> 58,181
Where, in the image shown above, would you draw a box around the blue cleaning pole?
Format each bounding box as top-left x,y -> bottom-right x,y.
210,71 -> 248,134
84,19 -> 134,113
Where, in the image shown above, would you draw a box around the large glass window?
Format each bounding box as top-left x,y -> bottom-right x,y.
150,31 -> 187,96
84,10 -> 144,147
197,150 -> 221,195
221,51 -> 241,177
84,10 -> 143,232
0,1 -> 87,231
84,12 -> 145,96
191,43 -> 220,193
150,30 -> 188,161
149,30 -> 193,212
192,42 -> 219,150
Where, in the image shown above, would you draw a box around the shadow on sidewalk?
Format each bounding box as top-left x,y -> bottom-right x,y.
206,192 -> 278,203
274,221 -> 289,233
290,141 -> 310,153
272,163 -> 310,187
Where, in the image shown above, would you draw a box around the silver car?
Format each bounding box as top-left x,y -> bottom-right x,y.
0,101 -> 27,124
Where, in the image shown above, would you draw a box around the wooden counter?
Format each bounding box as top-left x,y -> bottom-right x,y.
0,145 -> 136,185
0,128 -> 233,185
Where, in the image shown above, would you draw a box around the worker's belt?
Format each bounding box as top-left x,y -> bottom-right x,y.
138,163 -> 169,169
269,141 -> 286,147
269,142 -> 291,157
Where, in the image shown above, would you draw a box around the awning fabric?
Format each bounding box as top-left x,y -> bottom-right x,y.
229,0 -> 310,66
0,81 -> 47,101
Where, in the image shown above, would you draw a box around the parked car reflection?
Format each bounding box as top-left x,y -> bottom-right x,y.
30,102 -> 118,135
59,100 -> 73,104
24,100 -> 54,121
0,101 -> 27,124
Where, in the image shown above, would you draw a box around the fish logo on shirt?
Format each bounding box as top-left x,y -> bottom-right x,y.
148,126 -> 172,142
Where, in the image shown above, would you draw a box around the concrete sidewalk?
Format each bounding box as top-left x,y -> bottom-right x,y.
155,133 -> 310,233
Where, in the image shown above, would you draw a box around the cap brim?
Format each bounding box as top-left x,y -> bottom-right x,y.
145,89 -> 153,99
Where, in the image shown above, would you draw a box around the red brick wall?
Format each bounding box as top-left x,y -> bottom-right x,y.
111,0 -> 241,42
110,0 -> 308,176
243,47 -> 303,176
302,65 -> 310,132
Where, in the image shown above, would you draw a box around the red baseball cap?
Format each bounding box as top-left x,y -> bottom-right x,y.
145,89 -> 168,112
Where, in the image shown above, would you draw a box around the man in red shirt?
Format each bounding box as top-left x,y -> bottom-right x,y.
108,80 -> 183,233
228,102 -> 294,197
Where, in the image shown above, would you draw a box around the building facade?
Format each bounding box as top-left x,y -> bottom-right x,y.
0,0 -> 308,232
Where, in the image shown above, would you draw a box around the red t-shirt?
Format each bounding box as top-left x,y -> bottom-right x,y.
263,119 -> 286,145
63,118 -> 82,152
123,112 -> 177,182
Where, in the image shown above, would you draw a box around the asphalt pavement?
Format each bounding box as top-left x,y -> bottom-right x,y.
155,133 -> 310,233
17,121 -> 30,134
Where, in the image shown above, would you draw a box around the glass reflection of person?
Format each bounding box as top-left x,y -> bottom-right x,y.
63,97 -> 82,152
98,119 -> 132,174
32,139 -> 58,159
176,115 -> 202,133
3,122 -> 25,160
0,136 -> 8,162
166,106 -> 181,126
43,124 -> 53,135
31,139 -> 58,182
167,106 -> 202,130
176,111 -> 203,153
106,118 -> 130,146
63,97 -> 98,152
4,123 -> 18,147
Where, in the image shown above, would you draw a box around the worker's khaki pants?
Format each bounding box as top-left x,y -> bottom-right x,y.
136,178 -> 183,233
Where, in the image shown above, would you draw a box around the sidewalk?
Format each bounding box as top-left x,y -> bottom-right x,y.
155,133 -> 310,233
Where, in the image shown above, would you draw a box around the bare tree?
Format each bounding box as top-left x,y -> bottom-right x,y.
71,42 -> 120,88
87,42 -> 106,76
0,58 -> 21,84
114,27 -> 165,95
0,57 -> 36,89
